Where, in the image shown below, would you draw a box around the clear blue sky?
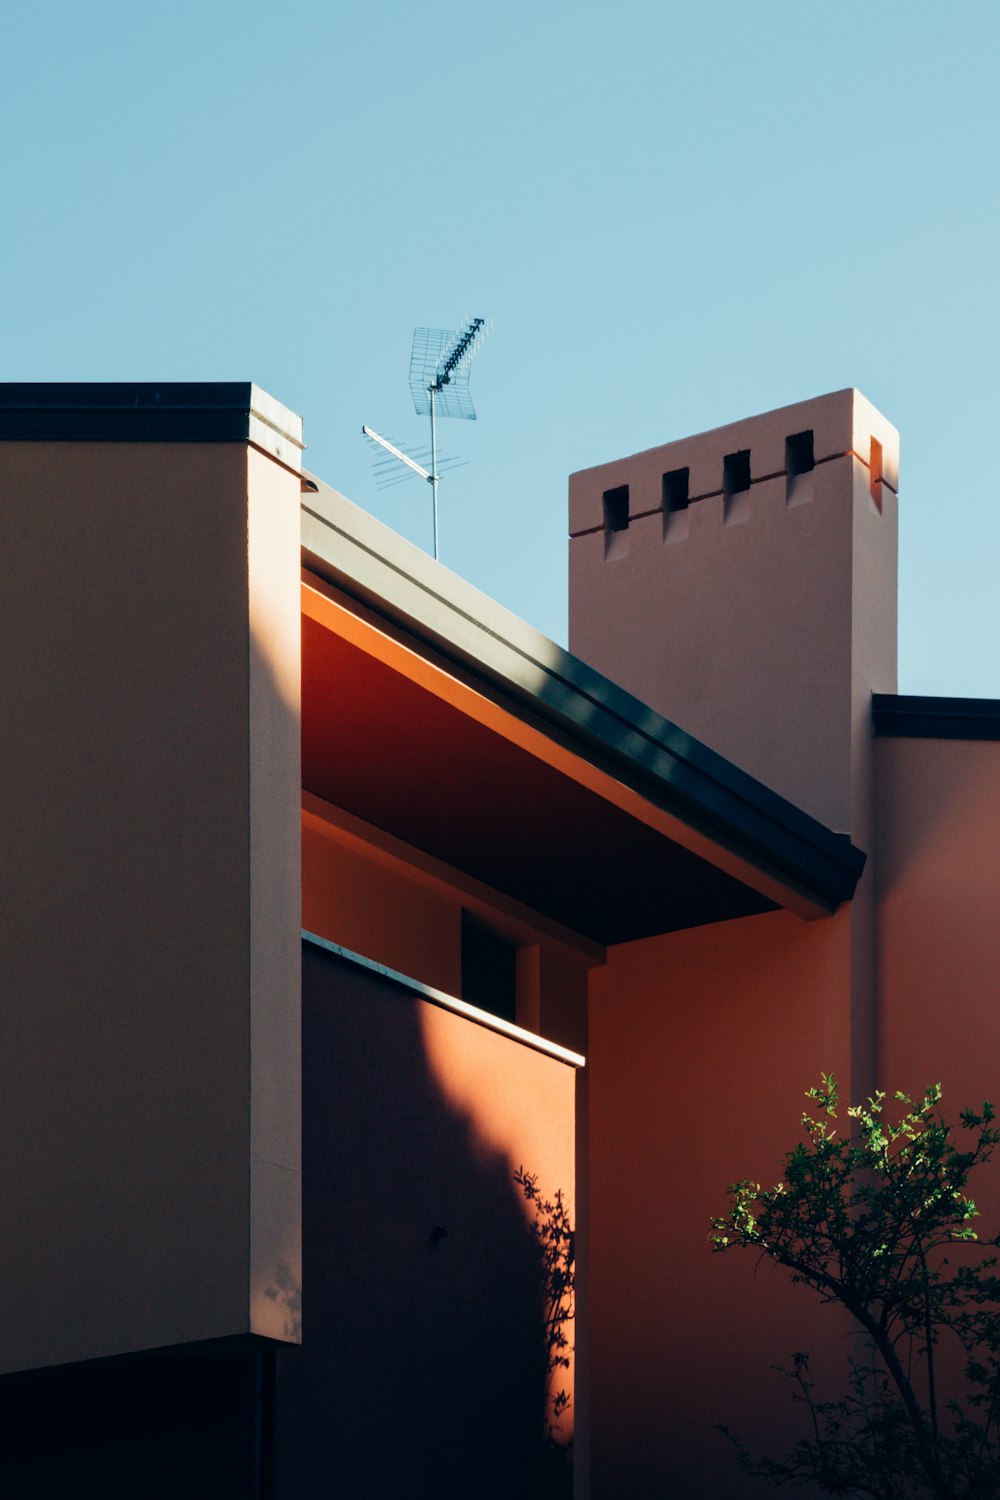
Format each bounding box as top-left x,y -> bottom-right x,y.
3,0 -> 997,693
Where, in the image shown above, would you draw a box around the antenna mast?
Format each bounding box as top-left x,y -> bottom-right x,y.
411,317 -> 487,560
361,316 -> 489,561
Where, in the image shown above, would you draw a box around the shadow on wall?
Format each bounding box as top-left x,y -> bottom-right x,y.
277,943 -> 571,1500
261,1262 -> 302,1344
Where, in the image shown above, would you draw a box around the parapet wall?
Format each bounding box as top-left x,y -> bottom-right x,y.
569,388 -> 899,541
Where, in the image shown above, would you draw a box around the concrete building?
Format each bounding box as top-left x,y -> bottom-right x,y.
1,382 -> 996,1497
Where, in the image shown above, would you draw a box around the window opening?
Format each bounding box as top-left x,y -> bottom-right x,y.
461,913 -> 517,1024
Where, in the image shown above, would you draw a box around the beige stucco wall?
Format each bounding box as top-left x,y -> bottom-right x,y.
569,390 -> 898,835
0,440 -> 301,1372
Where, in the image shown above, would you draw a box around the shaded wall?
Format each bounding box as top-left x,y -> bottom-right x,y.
0,440 -> 302,1372
0,1347 -> 263,1499
277,943 -> 577,1499
587,907 -> 855,1499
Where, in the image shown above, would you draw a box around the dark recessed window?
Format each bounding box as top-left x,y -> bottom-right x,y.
786,430 -> 815,476
461,913 -> 516,1023
723,450 -> 752,496
662,467 -> 690,512
603,484 -> 630,533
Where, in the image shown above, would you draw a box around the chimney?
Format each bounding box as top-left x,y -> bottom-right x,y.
568,389 -> 899,835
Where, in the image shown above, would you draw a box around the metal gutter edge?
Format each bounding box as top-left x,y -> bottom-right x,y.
302,932 -> 586,1068
873,694 -> 1000,741
300,478 -> 866,911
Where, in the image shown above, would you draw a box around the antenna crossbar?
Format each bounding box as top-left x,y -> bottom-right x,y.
361,425 -> 431,482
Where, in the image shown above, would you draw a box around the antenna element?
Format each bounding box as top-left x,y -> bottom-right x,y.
362,316 -> 489,561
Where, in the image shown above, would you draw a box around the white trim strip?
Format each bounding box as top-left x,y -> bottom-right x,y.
301,930 -> 586,1069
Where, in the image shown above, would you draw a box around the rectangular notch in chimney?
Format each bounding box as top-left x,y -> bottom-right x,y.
663,467 -> 689,512
785,429 -> 815,506
603,484 -> 630,559
662,467 -> 690,543
723,450 -> 752,495
723,449 -> 752,524
603,484 -> 629,531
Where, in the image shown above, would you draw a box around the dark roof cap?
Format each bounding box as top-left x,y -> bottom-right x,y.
873,694 -> 1000,740
0,382 -> 303,471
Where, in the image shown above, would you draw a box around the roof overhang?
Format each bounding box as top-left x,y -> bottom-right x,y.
301,477 -> 865,946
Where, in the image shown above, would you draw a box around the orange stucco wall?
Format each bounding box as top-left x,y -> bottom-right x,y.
873,734 -> 1000,1442
302,807 -> 463,996
302,802 -> 592,1055
585,737 -> 1000,1496
587,907 -> 856,1498
876,735 -> 1000,1127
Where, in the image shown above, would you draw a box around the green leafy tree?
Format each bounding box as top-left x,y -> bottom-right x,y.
711,1077 -> 1000,1498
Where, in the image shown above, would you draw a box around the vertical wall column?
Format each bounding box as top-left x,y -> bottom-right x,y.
573,391 -> 902,1494
0,386 -> 303,1373
570,388 -> 899,1105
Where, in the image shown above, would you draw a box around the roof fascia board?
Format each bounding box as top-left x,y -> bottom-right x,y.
301,480 -> 865,912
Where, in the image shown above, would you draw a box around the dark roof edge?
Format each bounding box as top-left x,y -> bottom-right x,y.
873,694 -> 1000,740
0,382 -> 303,471
301,476 -> 866,910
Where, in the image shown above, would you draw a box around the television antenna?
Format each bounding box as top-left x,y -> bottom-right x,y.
362,315 -> 489,561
